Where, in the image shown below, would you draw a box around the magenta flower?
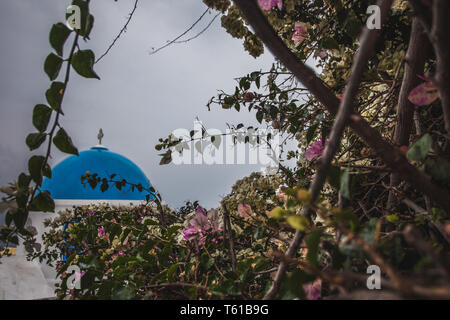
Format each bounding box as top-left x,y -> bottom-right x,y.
97,227 -> 105,237
88,211 -> 95,217
190,206 -> 209,230
243,92 -> 255,102
258,0 -> 282,11
292,22 -> 308,47
183,207 -> 221,245
238,204 -> 253,218
183,225 -> 199,241
305,140 -> 326,161
75,272 -> 86,280
303,279 -> 322,300
408,75 -> 440,106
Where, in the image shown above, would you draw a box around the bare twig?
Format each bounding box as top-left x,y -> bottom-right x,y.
430,0 -> 450,149
388,18 -> 430,208
150,8 -> 212,55
96,0 -> 139,64
222,204 -> 237,273
403,224 -> 449,277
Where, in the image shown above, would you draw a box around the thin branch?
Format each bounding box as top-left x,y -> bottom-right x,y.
388,18 -> 429,208
95,0 -> 139,64
149,8 -> 212,55
430,0 -> 450,148
173,13 -> 220,44
261,0 -> 394,299
222,204 -> 237,273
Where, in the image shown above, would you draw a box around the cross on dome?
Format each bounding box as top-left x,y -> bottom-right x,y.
97,128 -> 104,145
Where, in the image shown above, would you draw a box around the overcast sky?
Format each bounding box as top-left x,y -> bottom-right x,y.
0,0 -> 280,213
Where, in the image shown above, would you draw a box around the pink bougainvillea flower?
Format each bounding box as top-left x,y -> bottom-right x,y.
303,279 -> 322,300
183,225 -> 199,241
277,188 -> 287,202
206,209 -> 220,232
97,227 -> 105,237
196,205 -> 207,216
292,22 -> 308,47
408,75 -> 440,106
237,204 -> 253,218
183,207 -> 221,245
258,0 -> 282,10
314,49 -> 327,59
75,272 -> 86,280
190,206 -> 209,230
243,92 -> 256,102
305,140 -> 326,161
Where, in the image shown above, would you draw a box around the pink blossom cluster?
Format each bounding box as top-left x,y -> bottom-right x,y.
183,206 -> 222,246
305,140 -> 326,161
258,0 -> 282,10
292,22 -> 308,47
408,75 -> 440,106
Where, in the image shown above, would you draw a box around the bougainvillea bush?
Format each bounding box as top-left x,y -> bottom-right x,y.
2,0 -> 450,300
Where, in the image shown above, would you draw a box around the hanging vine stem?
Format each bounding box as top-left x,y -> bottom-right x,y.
2,32 -> 82,248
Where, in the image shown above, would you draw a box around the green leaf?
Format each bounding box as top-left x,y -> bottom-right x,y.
407,133 -> 432,161
13,208 -> 29,230
327,165 -> 341,190
26,133 -> 47,151
112,286 -> 134,300
45,82 -> 65,112
322,37 -> 340,50
49,23 -> 72,57
340,167 -> 351,199
167,263 -> 183,282
306,123 -> 318,144
32,104 -> 52,132
256,110 -> 264,124
29,191 -> 55,212
425,158 -> 450,181
71,49 -> 100,79
44,53 -> 63,81
53,128 -> 79,155
28,155 -> 51,185
288,269 -> 316,298
335,209 -> 360,231
286,215 -> 309,231
305,230 -> 322,267
18,173 -> 31,189
386,214 -> 399,223
159,150 -> 172,165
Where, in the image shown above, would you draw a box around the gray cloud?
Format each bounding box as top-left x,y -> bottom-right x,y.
0,0 -> 275,212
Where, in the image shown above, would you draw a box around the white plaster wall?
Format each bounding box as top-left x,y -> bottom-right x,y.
0,199 -> 143,300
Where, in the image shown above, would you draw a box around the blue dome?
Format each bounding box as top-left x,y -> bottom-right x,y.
42,146 -> 154,200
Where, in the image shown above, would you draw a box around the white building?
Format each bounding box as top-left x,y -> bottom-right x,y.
0,139 -> 154,300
